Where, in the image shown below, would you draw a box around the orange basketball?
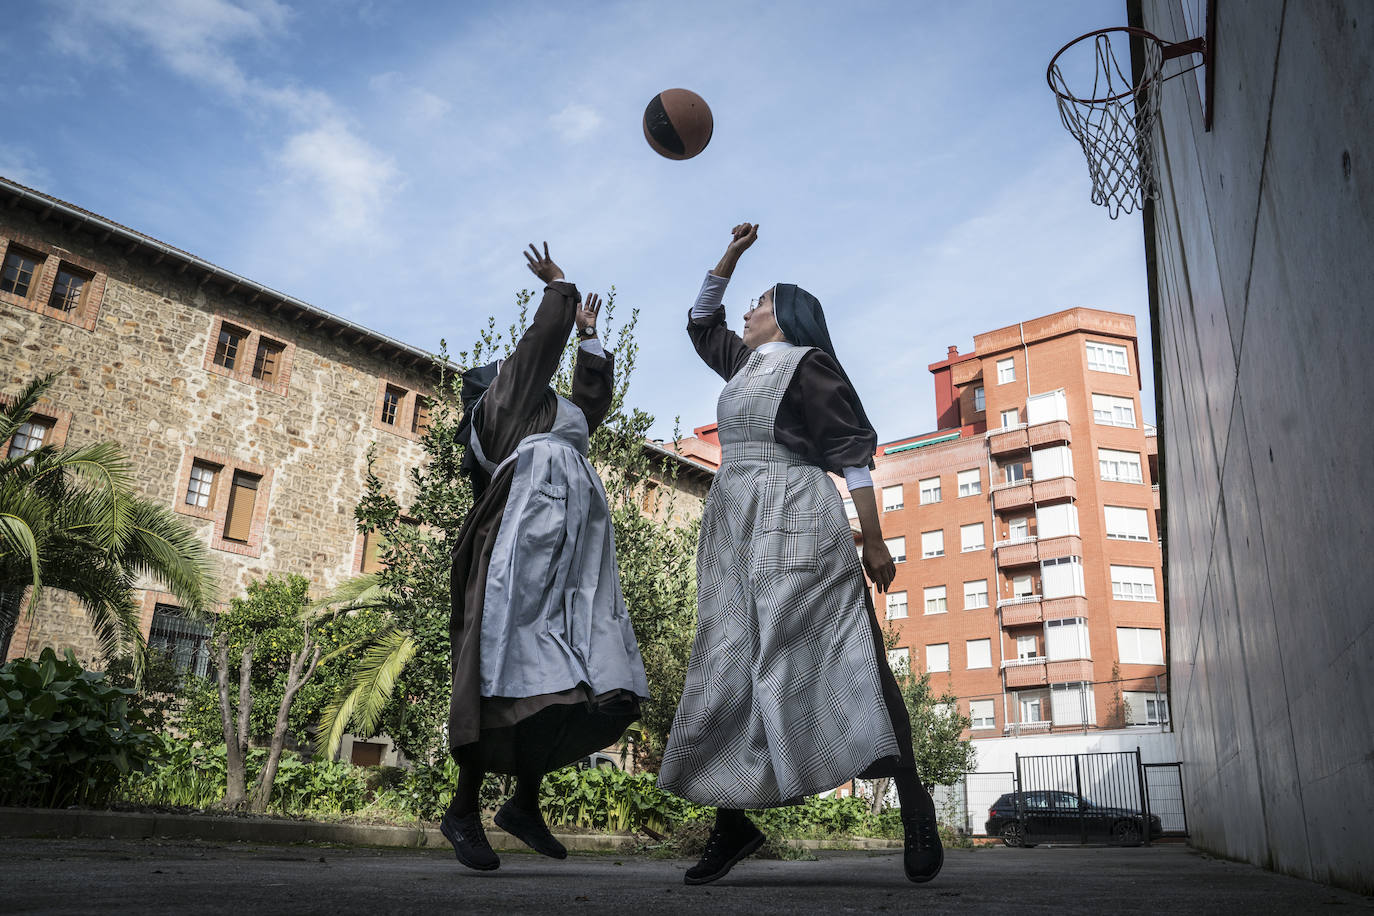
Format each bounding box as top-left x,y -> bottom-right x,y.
643,88 -> 714,160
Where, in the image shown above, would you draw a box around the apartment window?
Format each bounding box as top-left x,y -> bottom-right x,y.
1041,556 -> 1085,599
1124,691 -> 1170,726
1012,574 -> 1034,598
1019,692 -> 1047,723
882,484 -> 904,512
1104,505 -> 1151,541
957,468 -> 981,497
252,338 -> 286,384
919,476 -> 941,505
380,385 -> 404,426
1046,617 -> 1091,661
147,604 -> 212,679
1092,393 -> 1136,427
1004,461 -> 1028,484
1117,627 -> 1165,664
1031,445 -> 1073,480
963,579 -> 989,609
213,323 -> 248,371
843,497 -> 857,520
1,246 -> 43,297
1017,635 -> 1039,660
1111,565 -> 1157,601
997,357 -> 1015,384
184,460 -> 220,509
885,591 -> 908,620
1008,517 -> 1030,540
924,585 -> 947,615
973,387 -> 985,411
920,530 -> 944,558
966,638 -> 992,669
1051,682 -> 1098,725
1086,340 -> 1130,375
1026,389 -> 1068,424
926,643 -> 950,673
47,266 -> 93,313
884,532 -> 906,563
1035,504 -> 1079,540
7,418 -> 52,460
969,699 -> 996,730
960,523 -> 985,552
1000,408 -> 1019,428
887,647 -> 910,675
411,397 -> 433,436
223,471 -> 261,543
1099,448 -> 1144,483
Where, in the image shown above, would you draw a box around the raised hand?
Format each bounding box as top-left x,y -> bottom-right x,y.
576,293 -> 601,334
523,241 -> 565,283
726,222 -> 759,257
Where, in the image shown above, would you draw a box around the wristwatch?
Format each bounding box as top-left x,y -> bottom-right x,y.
578,325 -> 597,339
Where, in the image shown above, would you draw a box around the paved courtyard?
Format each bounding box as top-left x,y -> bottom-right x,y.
3,838 -> 1370,914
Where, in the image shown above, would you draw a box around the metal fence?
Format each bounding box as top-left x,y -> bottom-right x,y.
1142,762 -> 1188,835
934,771 -> 1015,834
1013,750 -> 1152,845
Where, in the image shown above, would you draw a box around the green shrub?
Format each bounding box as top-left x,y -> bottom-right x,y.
0,649 -> 158,808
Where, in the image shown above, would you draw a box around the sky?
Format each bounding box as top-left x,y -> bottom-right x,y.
0,0 -> 1153,443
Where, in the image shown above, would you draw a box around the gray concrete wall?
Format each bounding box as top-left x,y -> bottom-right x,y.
1137,0 -> 1374,892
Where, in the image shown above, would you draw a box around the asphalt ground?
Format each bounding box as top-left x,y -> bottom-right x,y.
2,837 -> 1371,915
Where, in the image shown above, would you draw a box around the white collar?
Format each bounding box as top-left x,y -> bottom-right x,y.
755,340 -> 794,355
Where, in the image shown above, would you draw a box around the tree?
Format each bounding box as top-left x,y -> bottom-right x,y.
0,374 -> 215,669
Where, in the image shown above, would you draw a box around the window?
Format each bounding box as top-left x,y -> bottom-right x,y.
1099,448 -> 1144,483
7,418 -> 51,460
926,643 -> 949,673
47,266 -> 93,313
1086,340 -> 1130,375
1104,505 -> 1151,541
411,397 -> 433,436
957,468 -> 981,497
885,536 -> 906,563
969,700 -> 995,730
252,338 -> 286,384
1111,565 -> 1157,601
1004,461 -> 1028,484
1000,408 -> 1019,428
361,530 -> 387,574
1012,574 -> 1035,598
1092,393 -> 1136,427
1008,517 -> 1030,540
885,591 -> 908,620
842,497 -> 857,520
960,523 -> 984,552
1031,445 -> 1073,480
1,246 -> 43,297
1041,556 -> 1085,599
1124,691 -> 1170,726
973,387 -> 985,411
1026,389 -> 1068,424
1051,682 -> 1097,725
966,638 -> 991,669
380,385 -> 405,426
1019,692 -> 1047,723
1017,635 -> 1039,660
147,604 -> 212,679
920,530 -> 944,558
1117,627 -> 1165,664
882,485 -> 904,512
184,460 -> 220,509
887,647 -> 910,675
1046,617 -> 1091,660
924,586 -> 947,615
963,579 -> 988,609
1035,504 -> 1079,540
997,357 -> 1015,384
213,323 -> 248,371
919,477 -> 941,504
223,471 -> 261,543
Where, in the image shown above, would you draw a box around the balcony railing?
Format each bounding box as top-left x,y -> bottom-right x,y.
991,477 -> 1032,492
993,534 -> 1037,548
985,422 -> 1028,437
1003,720 -> 1054,736
997,594 -> 1042,608
1000,656 -> 1046,669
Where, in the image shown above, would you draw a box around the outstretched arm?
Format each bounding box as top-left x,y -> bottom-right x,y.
687,223 -> 759,381
570,293 -> 616,433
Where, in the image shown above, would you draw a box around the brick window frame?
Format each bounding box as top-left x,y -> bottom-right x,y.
0,401 -> 73,458
371,377 -> 429,442
203,315 -> 296,396
0,233 -> 108,331
172,448 -> 273,557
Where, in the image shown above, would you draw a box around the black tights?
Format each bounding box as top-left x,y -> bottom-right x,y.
713,769 -> 932,830
446,760 -> 545,819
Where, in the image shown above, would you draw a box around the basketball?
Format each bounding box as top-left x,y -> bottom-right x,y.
643,88 -> 713,160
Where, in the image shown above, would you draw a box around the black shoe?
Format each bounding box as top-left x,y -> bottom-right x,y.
902,809 -> 944,883
494,799 -> 567,860
684,820 -> 765,886
440,811 -> 500,871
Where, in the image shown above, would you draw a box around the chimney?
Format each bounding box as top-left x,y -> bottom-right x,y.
947,345 -> 959,358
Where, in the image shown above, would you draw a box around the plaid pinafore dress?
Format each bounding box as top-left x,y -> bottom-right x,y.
657,345 -> 898,808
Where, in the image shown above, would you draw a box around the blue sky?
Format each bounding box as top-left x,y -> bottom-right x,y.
1,0 -> 1152,442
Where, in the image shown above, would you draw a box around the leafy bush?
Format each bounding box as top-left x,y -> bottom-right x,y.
540,765 -> 704,834
0,649 -> 158,808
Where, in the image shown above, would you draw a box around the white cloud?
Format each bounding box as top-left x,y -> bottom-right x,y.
276,120 -> 401,232
369,72 -> 452,123
0,145 -> 54,189
549,104 -> 604,143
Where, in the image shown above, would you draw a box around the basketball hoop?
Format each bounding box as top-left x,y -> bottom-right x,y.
1047,26 -> 1209,219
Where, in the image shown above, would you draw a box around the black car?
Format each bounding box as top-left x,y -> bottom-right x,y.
985,790 -> 1164,847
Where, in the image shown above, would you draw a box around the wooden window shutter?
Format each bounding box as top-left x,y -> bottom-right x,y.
253,340 -> 283,383
411,397 -> 431,435
223,471 -> 261,542
361,531 -> 385,574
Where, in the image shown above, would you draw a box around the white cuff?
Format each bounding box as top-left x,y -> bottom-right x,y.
578,337 -> 606,357
843,466 -> 873,491
691,271 -> 729,319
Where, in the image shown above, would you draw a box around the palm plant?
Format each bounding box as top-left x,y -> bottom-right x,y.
0,374 -> 216,667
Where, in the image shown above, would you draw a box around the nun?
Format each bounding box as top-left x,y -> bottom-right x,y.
657,223 -> 943,885
442,242 -> 649,871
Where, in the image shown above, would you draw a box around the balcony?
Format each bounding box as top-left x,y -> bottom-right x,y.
1002,658 -> 1048,687
1003,720 -> 1054,737
1028,419 -> 1072,447
992,480 -> 1033,511
1032,475 -> 1077,503
999,596 -> 1043,626
988,424 -> 1030,456
1153,484 -> 1161,511
1036,534 -> 1082,561
996,540 -> 1039,568
1040,595 -> 1089,621
1047,658 -> 1095,682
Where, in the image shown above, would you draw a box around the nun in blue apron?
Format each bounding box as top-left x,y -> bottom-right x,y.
657,224 -> 944,886
441,243 -> 649,872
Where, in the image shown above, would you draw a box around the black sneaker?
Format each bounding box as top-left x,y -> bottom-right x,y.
494,799 -> 567,860
439,811 -> 500,871
902,809 -> 944,883
683,819 -> 765,886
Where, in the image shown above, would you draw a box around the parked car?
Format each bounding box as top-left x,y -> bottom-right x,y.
986,790 -> 1163,847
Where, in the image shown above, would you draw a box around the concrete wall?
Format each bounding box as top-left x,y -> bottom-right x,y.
1138,0 -> 1374,892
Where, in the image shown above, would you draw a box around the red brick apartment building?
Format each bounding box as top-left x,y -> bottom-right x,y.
683,308 -> 1167,738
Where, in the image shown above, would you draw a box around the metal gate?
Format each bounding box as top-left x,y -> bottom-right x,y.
1012,750 -> 1172,846
1142,762 -> 1188,836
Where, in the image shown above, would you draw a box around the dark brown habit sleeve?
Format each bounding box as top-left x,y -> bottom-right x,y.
687,305 -> 751,381
775,350 -> 879,474
570,346 -> 615,434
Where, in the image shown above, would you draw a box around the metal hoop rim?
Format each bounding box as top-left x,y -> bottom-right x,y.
1046,26 -> 1167,105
